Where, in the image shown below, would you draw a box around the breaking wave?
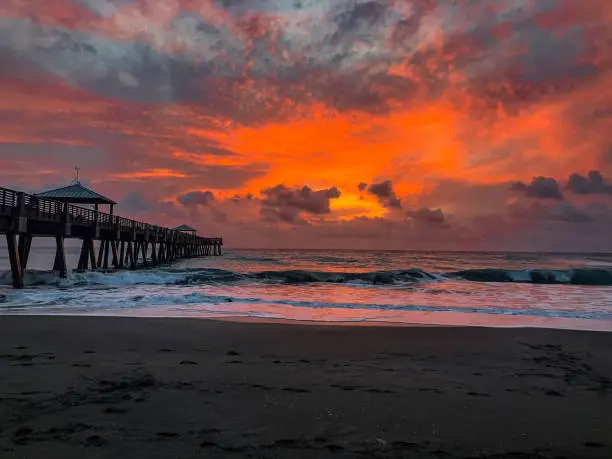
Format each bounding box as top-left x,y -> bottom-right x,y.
452,268 -> 612,286
2,266 -> 612,287
3,288 -> 611,321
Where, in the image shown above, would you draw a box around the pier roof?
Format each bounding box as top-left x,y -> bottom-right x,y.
35,182 -> 117,205
174,224 -> 198,233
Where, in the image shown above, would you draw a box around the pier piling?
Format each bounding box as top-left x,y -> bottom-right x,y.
6,233 -> 23,289
53,235 -> 68,278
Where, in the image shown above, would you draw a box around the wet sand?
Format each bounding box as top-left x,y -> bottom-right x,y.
0,315 -> 611,458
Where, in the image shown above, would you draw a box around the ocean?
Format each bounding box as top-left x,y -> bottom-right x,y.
1,241 -> 612,331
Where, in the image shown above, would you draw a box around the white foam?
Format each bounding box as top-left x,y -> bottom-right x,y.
507,270 -> 531,282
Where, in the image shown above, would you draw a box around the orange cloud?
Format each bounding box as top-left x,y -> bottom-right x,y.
110,169 -> 190,180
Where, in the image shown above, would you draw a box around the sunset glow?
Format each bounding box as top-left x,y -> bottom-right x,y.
2,0 -> 612,250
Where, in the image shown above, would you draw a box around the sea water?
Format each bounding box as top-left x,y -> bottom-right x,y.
1,240 -> 612,331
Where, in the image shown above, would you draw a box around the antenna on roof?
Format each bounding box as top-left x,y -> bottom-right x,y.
73,166 -> 81,185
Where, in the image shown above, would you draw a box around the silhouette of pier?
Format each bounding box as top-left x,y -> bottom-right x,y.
0,185 -> 223,289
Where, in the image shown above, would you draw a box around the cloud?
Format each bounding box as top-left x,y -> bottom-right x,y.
567,170 -> 612,196
366,180 -> 402,209
357,182 -> 368,191
508,201 -> 594,223
119,191 -> 152,215
407,207 -> 448,226
0,0 -> 598,123
510,176 -> 563,200
552,203 -> 595,223
177,190 -> 216,206
260,184 -> 341,223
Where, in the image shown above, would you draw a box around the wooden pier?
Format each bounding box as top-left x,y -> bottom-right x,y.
0,186 -> 223,289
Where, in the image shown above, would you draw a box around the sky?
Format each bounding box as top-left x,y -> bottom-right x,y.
1,0 -> 612,251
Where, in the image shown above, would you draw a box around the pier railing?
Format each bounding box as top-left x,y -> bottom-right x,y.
0,186 -> 221,244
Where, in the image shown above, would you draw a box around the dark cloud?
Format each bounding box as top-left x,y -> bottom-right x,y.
334,1 -> 387,33
228,192 -> 255,205
0,142 -> 106,167
183,164 -> 268,190
510,176 -> 563,200
368,180 -> 394,198
407,208 -> 448,226
177,190 -> 216,206
0,19 -> 285,124
366,180 -> 402,209
567,170 -> 612,196
417,180 -> 514,217
120,191 -> 152,215
552,204 -> 594,223
0,0 -> 600,125
261,184 -> 341,223
508,201 -> 593,223
357,182 -> 368,191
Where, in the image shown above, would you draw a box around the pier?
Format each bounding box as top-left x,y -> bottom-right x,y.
0,185 -> 223,289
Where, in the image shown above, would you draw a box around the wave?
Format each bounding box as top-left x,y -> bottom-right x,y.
2,267 -> 612,287
3,289 -> 611,321
248,268 -> 435,284
452,268 -> 612,286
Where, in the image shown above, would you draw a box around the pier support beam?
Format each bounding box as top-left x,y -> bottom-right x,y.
158,242 -> 165,264
127,242 -> 136,270
98,241 -> 104,269
103,239 -> 110,270
53,235 -> 67,278
119,241 -> 125,269
6,233 -> 24,289
142,242 -> 149,266
78,239 -> 89,270
18,234 -> 32,271
111,241 -> 119,268
134,242 -> 141,266
124,242 -> 130,267
87,239 -> 97,269
151,242 -> 158,266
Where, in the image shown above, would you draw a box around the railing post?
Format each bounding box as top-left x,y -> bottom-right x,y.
62,203 -> 69,222
11,192 -> 27,233
93,205 -> 100,239
114,216 -> 120,240
59,203 -> 71,237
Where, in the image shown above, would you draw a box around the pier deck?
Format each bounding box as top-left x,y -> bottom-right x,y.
0,187 -> 222,288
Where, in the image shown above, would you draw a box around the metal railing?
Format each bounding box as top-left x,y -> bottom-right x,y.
0,187 -> 17,210
0,187 -> 222,244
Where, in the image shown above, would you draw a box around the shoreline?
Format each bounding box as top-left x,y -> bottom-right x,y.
1,315 -> 611,458
2,310 -> 612,332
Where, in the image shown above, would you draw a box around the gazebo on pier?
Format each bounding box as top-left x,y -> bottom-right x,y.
173,224 -> 198,234
30,173 -> 117,277
35,180 -> 116,214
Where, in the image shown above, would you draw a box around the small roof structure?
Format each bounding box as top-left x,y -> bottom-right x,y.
174,224 -> 197,233
35,182 -> 116,205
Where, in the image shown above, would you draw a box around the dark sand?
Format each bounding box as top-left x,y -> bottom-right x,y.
0,316 -> 611,458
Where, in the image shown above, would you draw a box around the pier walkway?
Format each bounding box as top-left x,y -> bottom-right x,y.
0,186 -> 222,288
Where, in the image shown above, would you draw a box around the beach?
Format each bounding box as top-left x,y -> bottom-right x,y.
0,316 -> 610,458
